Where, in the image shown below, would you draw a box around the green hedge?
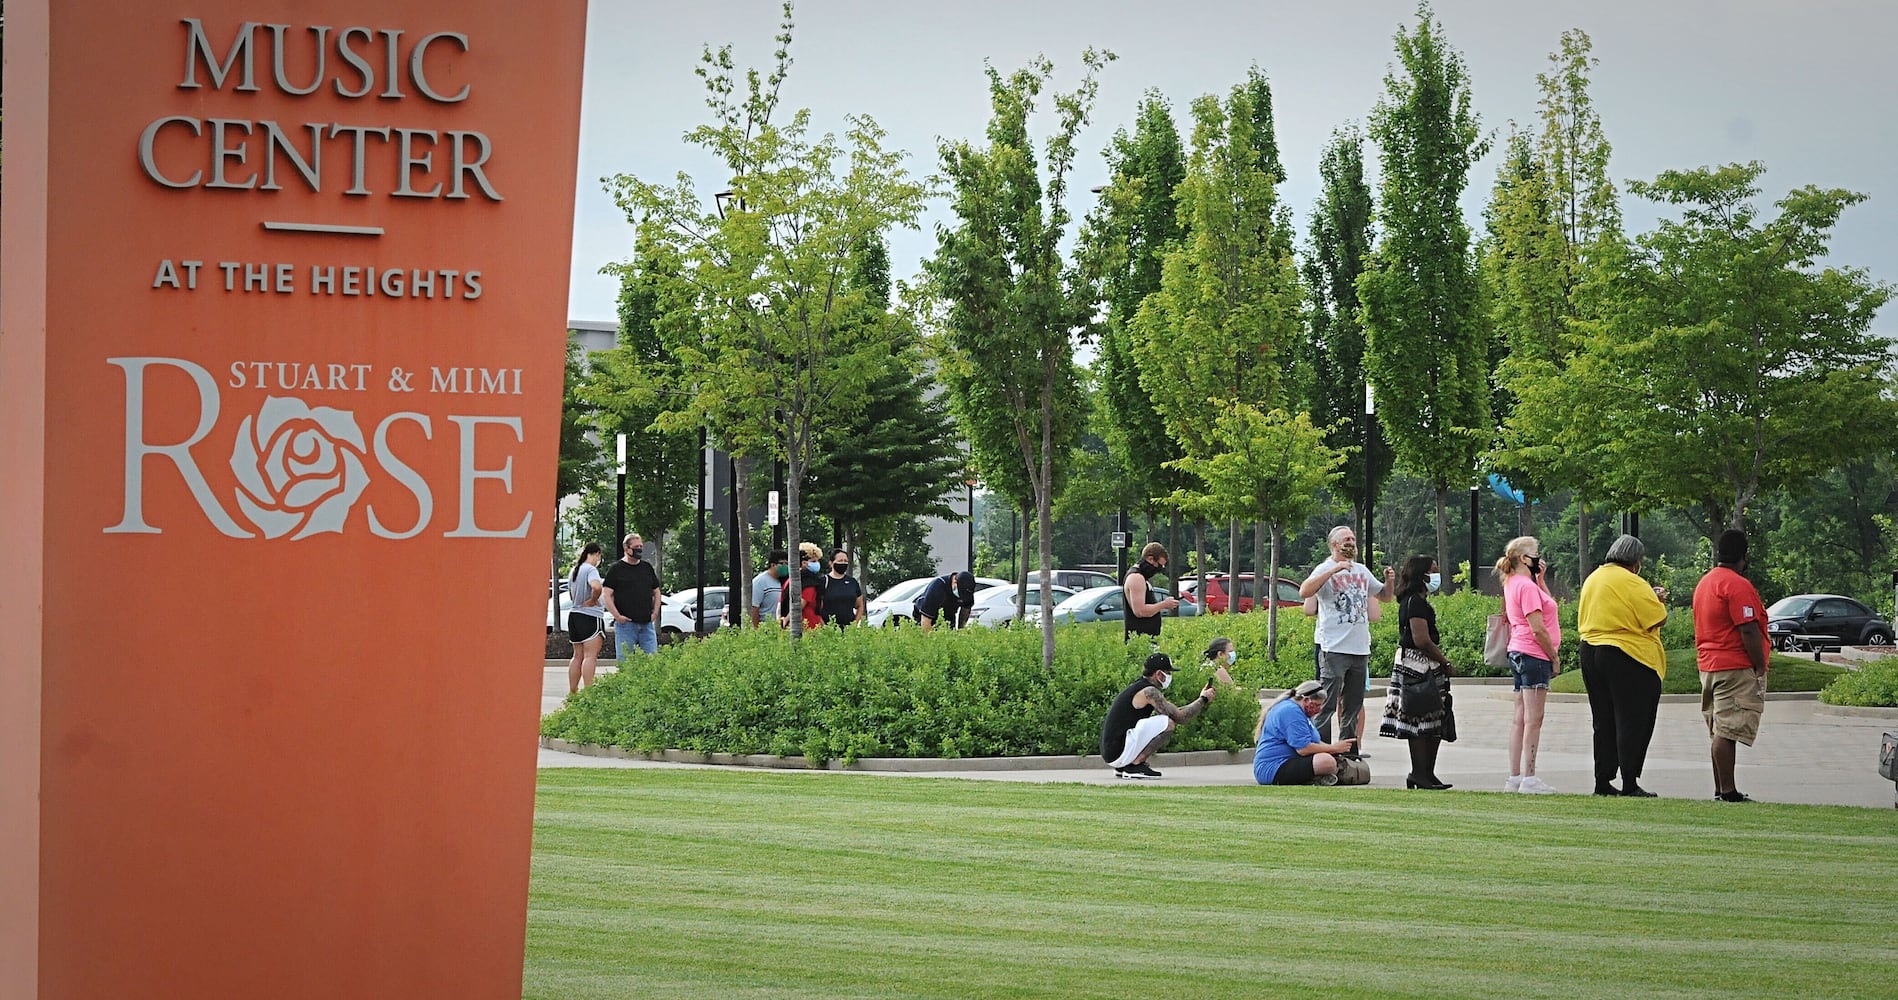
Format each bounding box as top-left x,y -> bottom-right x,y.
1819,657 -> 1898,707
542,589 -> 1704,764
543,624 -> 1265,763
1550,650 -> 1845,695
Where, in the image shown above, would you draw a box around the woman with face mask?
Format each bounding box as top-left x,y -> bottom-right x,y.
1201,637 -> 1239,687
1498,536 -> 1562,794
778,542 -> 826,632
1379,555 -> 1456,789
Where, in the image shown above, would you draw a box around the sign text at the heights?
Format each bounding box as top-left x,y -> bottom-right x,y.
114,17 -> 534,544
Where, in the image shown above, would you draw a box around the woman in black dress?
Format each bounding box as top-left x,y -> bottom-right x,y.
1380,554 -> 1456,790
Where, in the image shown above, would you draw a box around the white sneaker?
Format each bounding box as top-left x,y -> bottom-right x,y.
1503,775 -> 1523,793
1518,775 -> 1559,794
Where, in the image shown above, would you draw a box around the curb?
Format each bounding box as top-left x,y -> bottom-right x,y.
1811,702 -> 1898,719
540,736 -> 1253,772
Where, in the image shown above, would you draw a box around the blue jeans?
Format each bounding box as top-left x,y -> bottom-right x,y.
1509,650 -> 1553,690
615,620 -> 658,656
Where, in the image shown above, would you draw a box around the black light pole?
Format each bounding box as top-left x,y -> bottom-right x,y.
696,426 -> 708,633
614,433 -> 627,549
966,482 -> 976,572
727,452 -> 740,626
1363,383 -> 1375,565
1469,485 -> 1480,594
1116,507 -> 1128,587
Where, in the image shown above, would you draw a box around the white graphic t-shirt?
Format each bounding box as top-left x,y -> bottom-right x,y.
1307,558 -> 1383,655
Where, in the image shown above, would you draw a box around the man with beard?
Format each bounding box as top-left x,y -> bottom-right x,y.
1298,526 -> 1396,748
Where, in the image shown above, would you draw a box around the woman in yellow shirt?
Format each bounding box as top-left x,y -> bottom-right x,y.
1577,534 -> 1669,798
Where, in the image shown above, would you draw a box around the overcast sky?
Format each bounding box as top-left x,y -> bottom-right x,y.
568,0 -> 1895,335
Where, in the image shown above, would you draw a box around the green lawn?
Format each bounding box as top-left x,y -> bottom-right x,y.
527,769 -> 1898,999
1549,649 -> 1844,695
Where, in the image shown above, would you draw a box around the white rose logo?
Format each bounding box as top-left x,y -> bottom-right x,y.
229,396 -> 372,540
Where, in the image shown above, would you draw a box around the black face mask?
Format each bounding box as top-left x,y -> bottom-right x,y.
1527,555 -> 1542,577
1136,560 -> 1163,579
833,563 -> 849,574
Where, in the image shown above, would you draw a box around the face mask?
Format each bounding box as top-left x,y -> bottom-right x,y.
1426,573 -> 1441,594
1224,649 -> 1238,665
833,563 -> 849,574
806,561 -> 823,575
1158,673 -> 1172,690
774,565 -> 789,580
630,546 -> 644,559
1527,556 -> 1542,578
1136,560 -> 1160,579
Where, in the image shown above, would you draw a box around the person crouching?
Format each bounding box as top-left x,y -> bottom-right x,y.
1254,680 -> 1359,786
1100,653 -> 1216,779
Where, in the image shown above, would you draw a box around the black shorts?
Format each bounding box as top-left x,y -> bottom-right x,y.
1273,755 -> 1319,786
567,613 -> 603,643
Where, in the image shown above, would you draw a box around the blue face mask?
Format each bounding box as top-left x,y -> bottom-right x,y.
1426,573 -> 1441,594
806,560 -> 823,575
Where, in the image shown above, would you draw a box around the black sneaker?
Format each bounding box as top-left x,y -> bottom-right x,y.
1124,763 -> 1162,779
1621,784 -> 1658,798
1714,791 -> 1754,803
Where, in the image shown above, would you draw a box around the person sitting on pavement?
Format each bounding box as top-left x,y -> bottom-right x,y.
1254,679 -> 1358,786
1100,652 -> 1216,779
915,570 -> 978,632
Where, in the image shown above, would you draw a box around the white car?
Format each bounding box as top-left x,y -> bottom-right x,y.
548,585 -> 693,640
670,586 -> 733,633
863,575 -> 1010,627
967,583 -> 1075,627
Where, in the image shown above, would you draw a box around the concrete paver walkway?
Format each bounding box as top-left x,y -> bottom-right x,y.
537,666 -> 1898,808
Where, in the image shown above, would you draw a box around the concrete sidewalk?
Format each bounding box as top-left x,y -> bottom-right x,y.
538,666 -> 1898,808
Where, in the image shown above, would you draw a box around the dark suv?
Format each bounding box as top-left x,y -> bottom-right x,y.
1764,594 -> 1893,651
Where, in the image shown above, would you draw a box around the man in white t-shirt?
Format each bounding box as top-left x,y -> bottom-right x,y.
1299,525 -> 1396,748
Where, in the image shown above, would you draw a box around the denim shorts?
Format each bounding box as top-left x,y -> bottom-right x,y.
1509,651 -> 1553,691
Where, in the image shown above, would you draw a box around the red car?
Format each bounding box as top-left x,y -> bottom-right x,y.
1176,573 -> 1304,614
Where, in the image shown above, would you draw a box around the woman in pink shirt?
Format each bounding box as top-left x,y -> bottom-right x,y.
1497,536 -> 1561,794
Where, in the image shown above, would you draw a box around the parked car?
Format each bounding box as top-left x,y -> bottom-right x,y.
1176,573 -> 1304,614
670,586 -> 732,633
967,582 -> 1075,627
864,575 -> 1010,627
1030,584 -> 1200,626
1765,594 -> 1894,650
1039,569 -> 1117,591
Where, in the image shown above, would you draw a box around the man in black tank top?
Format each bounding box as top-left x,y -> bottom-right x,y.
1099,653 -> 1217,779
1123,542 -> 1180,640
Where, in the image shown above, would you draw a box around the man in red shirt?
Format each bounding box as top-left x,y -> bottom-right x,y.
1691,529 -> 1769,803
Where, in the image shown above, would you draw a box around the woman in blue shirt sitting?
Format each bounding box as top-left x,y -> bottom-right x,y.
1254,679 -> 1359,785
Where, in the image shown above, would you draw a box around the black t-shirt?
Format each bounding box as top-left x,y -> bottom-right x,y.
914,575 -> 972,624
821,575 -> 863,625
602,558 -> 661,623
1397,593 -> 1439,649
1100,677 -> 1159,761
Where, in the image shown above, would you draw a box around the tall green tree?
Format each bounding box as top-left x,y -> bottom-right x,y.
578,263 -> 704,577
603,2 -> 928,637
1132,79 -> 1301,607
932,50 -> 1112,669
1360,1 -> 1493,585
1487,28 -> 1620,570
1301,126 -> 1385,542
557,335 -> 605,507
1519,162 -> 1894,533
1091,92 -> 1188,545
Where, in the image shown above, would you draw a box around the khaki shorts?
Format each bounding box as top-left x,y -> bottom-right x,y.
1700,668 -> 1765,745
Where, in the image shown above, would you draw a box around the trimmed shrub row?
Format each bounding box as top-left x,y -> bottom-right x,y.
1820,656 -> 1898,707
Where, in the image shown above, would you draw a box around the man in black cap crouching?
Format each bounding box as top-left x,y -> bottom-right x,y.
1100,653 -> 1217,779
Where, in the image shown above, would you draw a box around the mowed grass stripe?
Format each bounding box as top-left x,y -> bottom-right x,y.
526,770 -> 1898,1000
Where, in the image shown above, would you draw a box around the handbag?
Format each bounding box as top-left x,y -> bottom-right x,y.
1484,613 -> 1510,669
1880,731 -> 1898,781
1393,648 -> 1443,716
1332,755 -> 1371,785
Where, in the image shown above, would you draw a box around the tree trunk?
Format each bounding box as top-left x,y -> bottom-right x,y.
1227,518 -> 1241,614
1434,487 -> 1450,595
650,529 -> 667,585
1252,521 -> 1267,616
733,456 -> 753,624
1577,499 -> 1592,580
1519,500 -> 1533,536
1195,519 -> 1207,615
786,452 -> 805,641
1268,523 -> 1282,661
1168,508 -> 1181,572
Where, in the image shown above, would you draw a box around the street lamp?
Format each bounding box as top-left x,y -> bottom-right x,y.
1469,484 -> 1480,595
615,433 -> 627,549
1089,183 -> 1132,588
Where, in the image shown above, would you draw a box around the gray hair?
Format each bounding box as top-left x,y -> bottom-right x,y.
1604,533 -> 1645,568
1327,525 -> 1355,547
